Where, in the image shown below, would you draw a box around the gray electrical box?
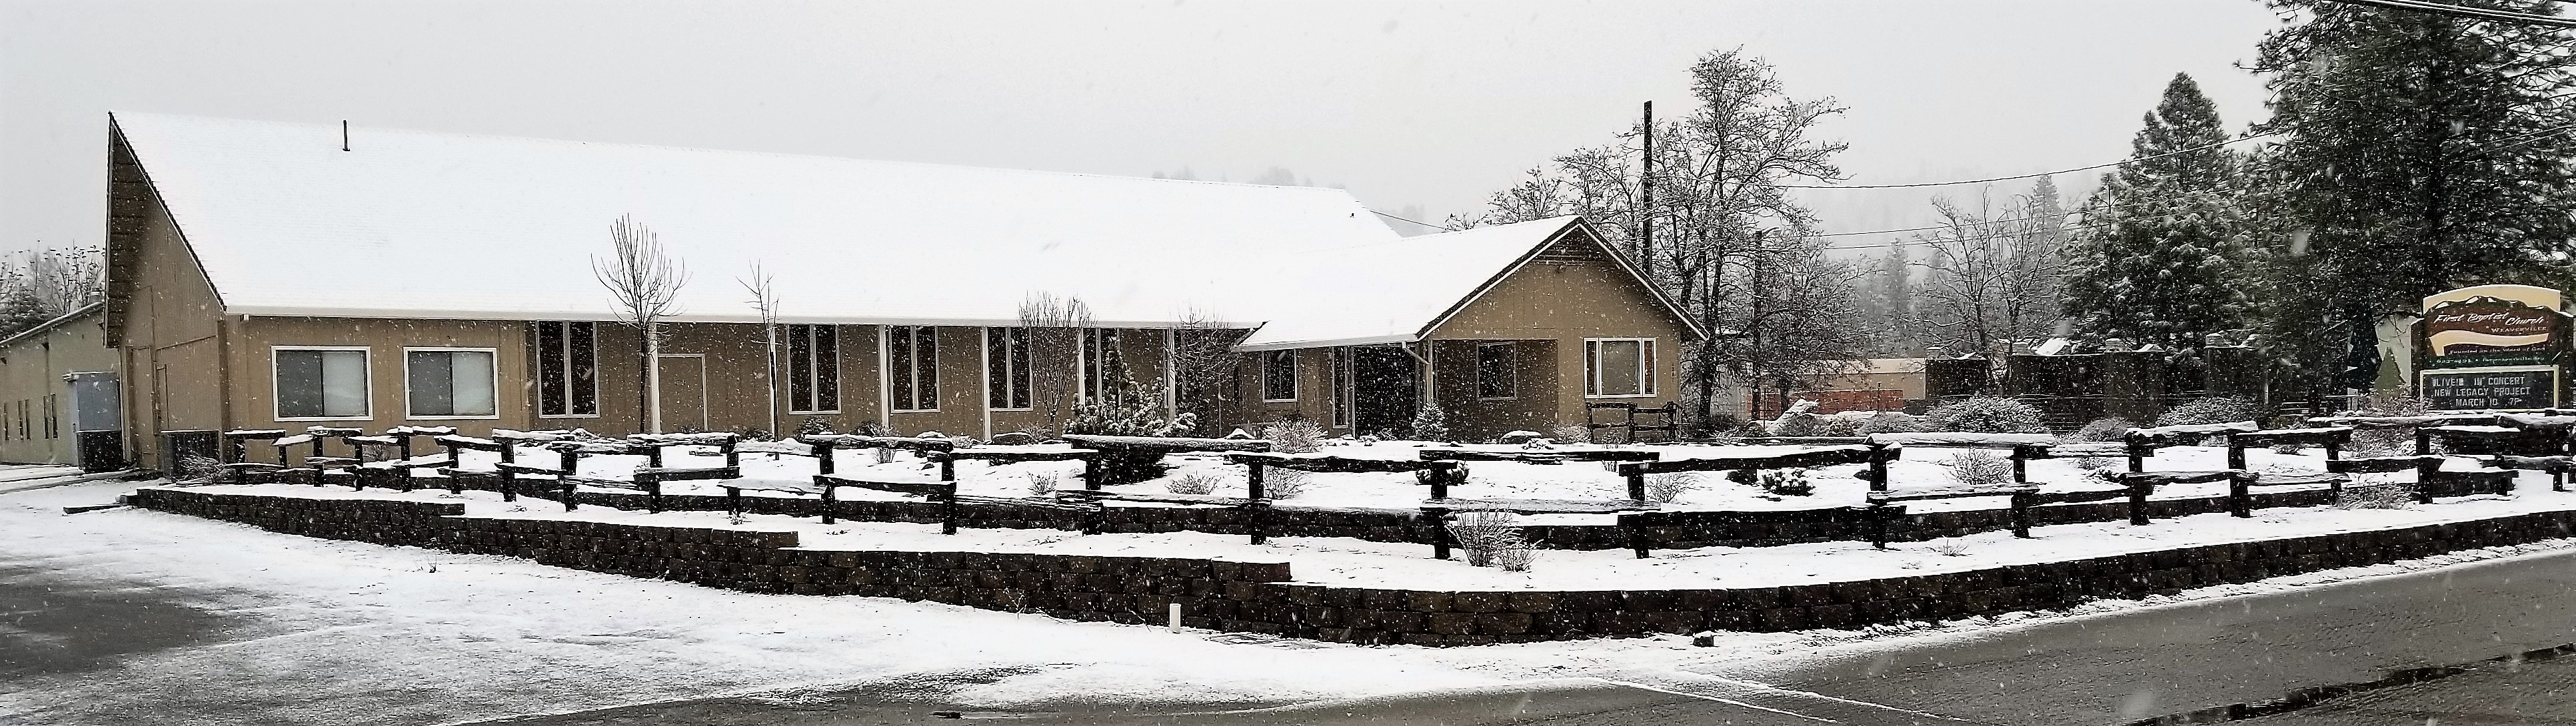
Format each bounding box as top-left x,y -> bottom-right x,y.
64,371 -> 122,472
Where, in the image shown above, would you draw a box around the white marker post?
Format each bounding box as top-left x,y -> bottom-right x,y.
1168,602 -> 1182,631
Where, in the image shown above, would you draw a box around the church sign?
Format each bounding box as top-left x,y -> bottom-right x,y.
2413,284 -> 2569,411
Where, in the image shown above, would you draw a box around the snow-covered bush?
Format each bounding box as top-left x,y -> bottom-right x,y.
1821,416 -> 1865,438
872,446 -> 898,465
1645,473 -> 1698,504
1550,424 -> 1590,444
1771,413 -> 1827,438
1026,471 -> 1060,497
1446,509 -> 1520,567
1856,412 -> 1926,435
1262,470 -> 1308,499
2349,390 -> 2431,454
2068,416 -> 2135,443
2073,455 -> 2110,471
1922,396 -> 2047,434
1758,470 -> 1815,496
2271,442 -> 2305,455
1264,419 -> 1325,454
1941,450 -> 2014,488
2154,396 -> 2261,427
176,454 -> 220,484
1165,470 -> 1224,496
1410,404 -> 1450,443
796,418 -> 834,436
1732,420 -> 1770,438
1492,539 -> 1539,572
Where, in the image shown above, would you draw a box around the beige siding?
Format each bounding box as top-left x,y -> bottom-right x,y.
230,317 -> 535,436
1428,229 -> 1692,435
111,131 -> 230,468
0,313 -> 117,464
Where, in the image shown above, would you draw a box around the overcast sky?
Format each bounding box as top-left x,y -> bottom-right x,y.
0,0 -> 2280,254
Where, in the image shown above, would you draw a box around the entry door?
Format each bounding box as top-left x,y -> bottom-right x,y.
655,354 -> 709,433
1351,346 -> 1419,437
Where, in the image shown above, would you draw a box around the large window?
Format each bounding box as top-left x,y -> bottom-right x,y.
888,325 -> 939,412
1082,329 -> 1123,399
785,324 -> 840,414
276,347 -> 371,420
988,327 -> 1032,410
1477,342 -> 1518,400
13,400 -> 25,440
535,322 -> 599,418
42,394 -> 58,439
406,348 -> 499,418
1584,338 -> 1656,398
1262,350 -> 1297,402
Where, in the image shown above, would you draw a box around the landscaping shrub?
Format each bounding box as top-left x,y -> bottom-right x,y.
796,418 -> 834,436
2349,389 -> 2431,454
1410,404 -> 1450,443
1922,396 -> 2047,434
1026,471 -> 1060,497
177,454 -> 219,483
1941,450 -> 2014,488
1732,420 -> 1771,438
1645,473 -> 1698,504
1492,539 -> 1539,572
1165,470 -> 1224,496
2336,475 -> 2417,510
1821,416 -> 1865,437
1265,419 -> 1326,454
1758,470 -> 1816,496
1771,413 -> 1828,437
1550,424 -> 1590,444
1856,411 -> 1926,435
1699,412 -> 1745,439
1262,470 -> 1308,499
1446,509 -> 1520,567
2068,416 -> 2136,442
1925,540 -> 1973,557
2154,396 -> 2262,427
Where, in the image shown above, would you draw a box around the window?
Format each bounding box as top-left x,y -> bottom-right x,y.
535,322 -> 599,418
785,324 -> 840,413
1329,348 -> 1350,427
1262,350 -> 1297,402
42,394 -> 58,439
988,327 -> 1032,410
888,325 -> 939,412
17,400 -> 31,440
1584,338 -> 1656,398
1478,342 -> 1518,400
1081,329 -> 1123,399
405,348 -> 498,418
275,347 -> 371,420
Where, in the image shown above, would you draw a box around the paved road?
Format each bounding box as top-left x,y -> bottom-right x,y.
0,562 -> 239,681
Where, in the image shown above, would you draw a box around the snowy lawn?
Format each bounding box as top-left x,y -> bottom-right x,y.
511,439 -> 2379,516
179,458 -> 2565,592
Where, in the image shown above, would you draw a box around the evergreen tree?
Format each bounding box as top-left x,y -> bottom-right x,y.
2251,1 -> 2576,399
2063,73 -> 2251,349
0,286 -> 53,338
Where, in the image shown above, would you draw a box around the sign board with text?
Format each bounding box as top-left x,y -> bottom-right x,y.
2413,284 -> 2569,411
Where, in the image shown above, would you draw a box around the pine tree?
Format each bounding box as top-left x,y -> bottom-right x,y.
2251,1 -> 2576,398
0,286 -> 55,338
2063,73 -> 2251,349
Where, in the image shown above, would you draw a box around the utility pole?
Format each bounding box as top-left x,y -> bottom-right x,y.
1640,101 -> 1654,279
1748,236 -> 1766,421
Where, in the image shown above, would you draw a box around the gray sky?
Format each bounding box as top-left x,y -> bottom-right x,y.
1,0 -> 2278,254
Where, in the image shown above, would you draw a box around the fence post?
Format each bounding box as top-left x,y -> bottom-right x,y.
498,443 -> 519,502
724,486 -> 742,517
2228,474 -> 2251,518
939,484 -> 959,536
1624,464 -> 1648,504
1625,510 -> 1652,559
819,483 -> 837,525
2225,434 -> 2247,472
1868,443 -> 1892,492
1868,504 -> 1894,549
2125,433 -> 2147,474
2009,490 -> 2034,538
2011,445 -> 2030,484
2416,458 -> 2439,504
2415,428 -> 2435,456
1425,506 -> 1453,559
2126,476 -> 2151,526
1084,452 -> 1103,492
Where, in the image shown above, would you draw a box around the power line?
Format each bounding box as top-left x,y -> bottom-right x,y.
1368,208 -> 1459,232
2313,0 -> 2576,28
1758,132 -> 2275,190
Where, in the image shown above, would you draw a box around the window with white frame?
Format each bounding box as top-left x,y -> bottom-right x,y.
535,322 -> 599,418
406,348 -> 498,418
988,327 -> 1032,410
888,325 -> 939,412
785,324 -> 840,413
1262,349 -> 1297,402
275,347 -> 371,420
1477,342 -> 1517,399
1584,338 -> 1656,398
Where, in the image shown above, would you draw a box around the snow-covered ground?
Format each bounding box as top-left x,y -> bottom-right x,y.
12,468 -> 2576,724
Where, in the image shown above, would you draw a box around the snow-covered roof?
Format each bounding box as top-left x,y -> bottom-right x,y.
1236,216 -> 1581,350
111,113 -> 1410,328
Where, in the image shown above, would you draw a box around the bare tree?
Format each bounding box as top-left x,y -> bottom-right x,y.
1916,190 -> 2066,371
1016,292 -> 1093,437
12,246 -> 104,314
1170,307 -> 1250,433
594,214 -> 688,433
1718,234 -> 1870,419
740,262 -> 780,438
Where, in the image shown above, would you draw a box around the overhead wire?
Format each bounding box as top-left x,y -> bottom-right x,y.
2312,0 -> 2576,28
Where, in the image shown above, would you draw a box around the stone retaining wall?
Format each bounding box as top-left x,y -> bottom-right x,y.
133,488 -> 2576,646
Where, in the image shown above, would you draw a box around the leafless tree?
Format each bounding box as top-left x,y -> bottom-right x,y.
1170,306 -> 1250,433
15,246 -> 104,314
595,214 -> 688,433
740,262 -> 780,438
1916,190 -> 2067,370
1016,292 -> 1093,437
